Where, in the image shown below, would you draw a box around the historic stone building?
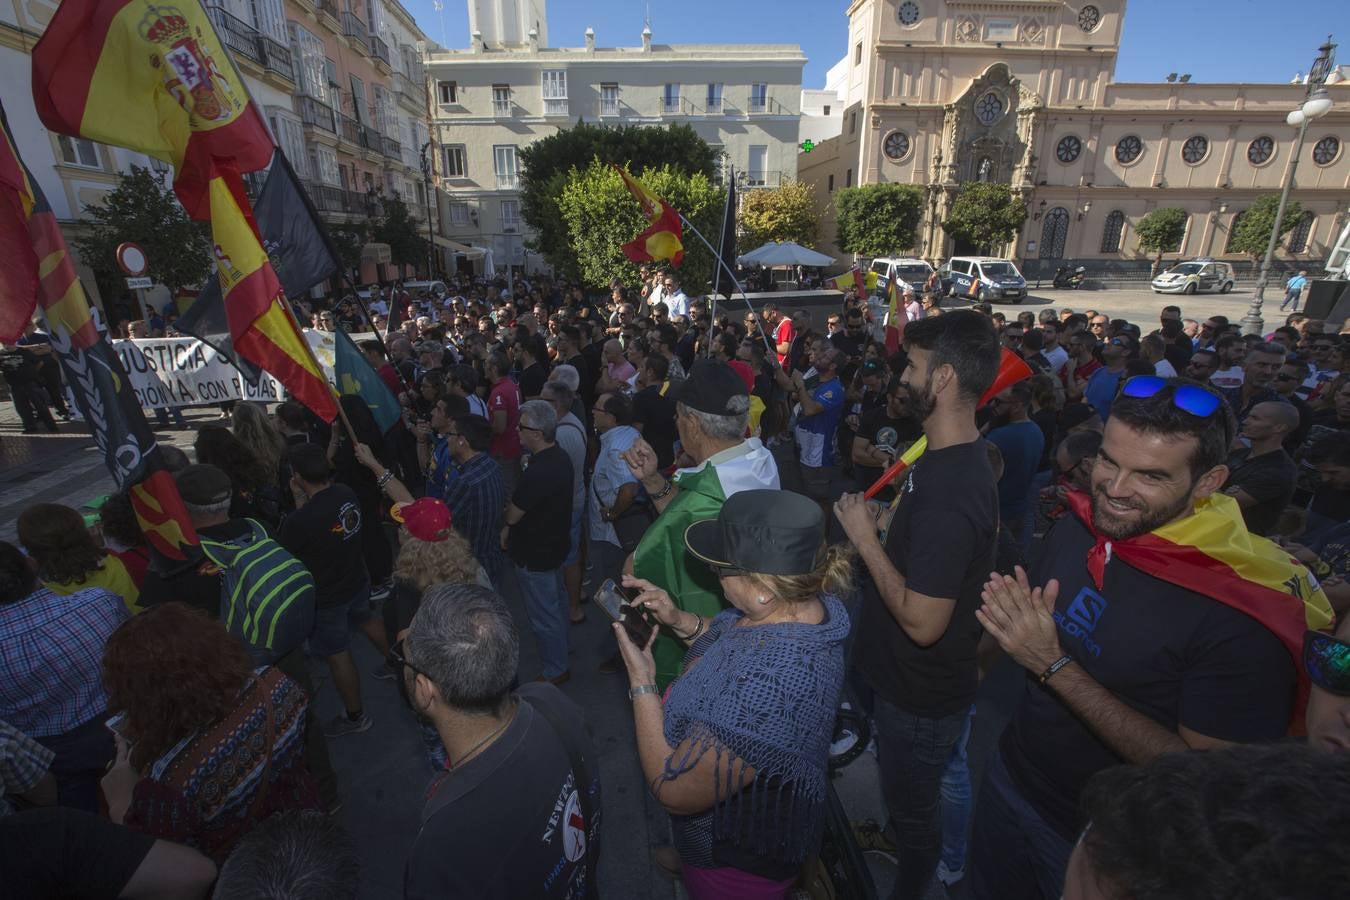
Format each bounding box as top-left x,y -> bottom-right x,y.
798,0 -> 1350,275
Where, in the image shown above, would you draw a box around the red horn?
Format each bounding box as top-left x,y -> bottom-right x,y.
980,348 -> 1034,406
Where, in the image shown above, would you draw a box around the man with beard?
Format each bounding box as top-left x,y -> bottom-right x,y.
968,378 -> 1313,900
834,311 -> 1000,900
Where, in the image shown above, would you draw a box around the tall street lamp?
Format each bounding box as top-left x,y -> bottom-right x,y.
419,141 -> 436,279
1243,37 -> 1337,335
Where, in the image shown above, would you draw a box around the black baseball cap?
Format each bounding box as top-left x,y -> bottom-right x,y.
671,359 -> 749,416
174,464 -> 233,506
684,490 -> 823,577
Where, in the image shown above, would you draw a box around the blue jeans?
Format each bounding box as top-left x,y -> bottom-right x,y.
969,750 -> 1074,900
938,705 -> 977,874
515,565 -> 569,678
1280,288 -> 1300,311
873,697 -> 970,900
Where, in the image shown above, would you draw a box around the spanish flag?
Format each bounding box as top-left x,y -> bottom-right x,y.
1066,490 -> 1334,730
826,267 -> 878,293
884,277 -> 905,354
31,0 -> 274,218
0,100 -> 198,562
615,166 -> 685,266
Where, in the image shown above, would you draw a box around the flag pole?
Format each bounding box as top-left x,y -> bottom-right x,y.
677,212 -> 777,363
706,166 -> 733,356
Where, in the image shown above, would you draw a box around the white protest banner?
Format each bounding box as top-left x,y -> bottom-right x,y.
113,336 -> 288,409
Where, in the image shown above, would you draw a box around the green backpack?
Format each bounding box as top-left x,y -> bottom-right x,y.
200,519 -> 316,665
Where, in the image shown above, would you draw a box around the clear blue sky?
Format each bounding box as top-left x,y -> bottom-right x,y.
402,0 -> 1342,89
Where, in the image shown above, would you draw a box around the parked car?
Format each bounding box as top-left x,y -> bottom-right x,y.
939,257 -> 1029,303
868,257 -> 935,293
1151,259 -> 1235,295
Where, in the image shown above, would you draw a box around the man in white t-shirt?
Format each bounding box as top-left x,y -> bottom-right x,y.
659,272 -> 689,319
1141,334 -> 1177,378
1040,320 -> 1070,375
1209,335 -> 1247,393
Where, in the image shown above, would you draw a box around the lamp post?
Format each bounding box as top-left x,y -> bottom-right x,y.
419,141 -> 436,279
1243,37 -> 1336,335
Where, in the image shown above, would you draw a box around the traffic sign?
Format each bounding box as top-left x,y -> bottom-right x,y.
116,242 -> 148,277
125,276 -> 152,289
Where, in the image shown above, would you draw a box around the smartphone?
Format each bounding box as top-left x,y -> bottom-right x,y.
105,711 -> 128,738
595,579 -> 653,646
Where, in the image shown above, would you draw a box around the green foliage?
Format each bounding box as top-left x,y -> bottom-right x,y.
556,161 -> 725,293
72,165 -> 211,304
1135,207 -> 1189,270
373,195 -> 429,273
941,183 -> 1027,255
739,180 -> 817,249
519,122 -> 718,278
327,223 -> 367,282
833,183 -> 924,257
1228,195 -> 1302,261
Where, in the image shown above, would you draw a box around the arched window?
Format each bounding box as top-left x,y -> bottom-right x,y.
1100,210 -> 1125,254
1225,210 -> 1245,253
1287,211 -> 1314,254
1040,207 -> 1070,259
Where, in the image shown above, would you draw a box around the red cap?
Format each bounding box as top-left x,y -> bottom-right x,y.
727,360 -> 755,393
391,497 -> 453,542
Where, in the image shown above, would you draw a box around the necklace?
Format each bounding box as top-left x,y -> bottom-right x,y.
447,702 -> 517,770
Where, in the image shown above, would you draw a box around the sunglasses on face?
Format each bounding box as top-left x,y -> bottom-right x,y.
1305,631 -> 1350,696
389,639 -> 426,709
1120,375 -> 1223,418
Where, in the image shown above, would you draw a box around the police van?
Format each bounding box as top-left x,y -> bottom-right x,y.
939,256 -> 1028,303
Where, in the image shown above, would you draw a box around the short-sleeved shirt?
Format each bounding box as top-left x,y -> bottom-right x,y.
999,513 -> 1296,840
518,362 -> 547,400
509,445 -> 574,571
986,420 -> 1046,524
278,483 -> 368,608
1084,367 -> 1124,421
43,556 -> 141,614
0,587 -> 127,737
554,413 -> 588,512
793,377 -> 846,468
1,807 -> 155,899
1210,365 -> 1244,393
590,425 -> 640,546
488,378 -> 522,460
852,407 -> 923,495
854,441 -> 999,717
633,383 -> 678,470
405,684 -> 600,900
0,720 -> 54,817
774,319 -> 796,366
443,452 -> 507,572
1041,344 -> 1069,375
1222,447 -> 1296,536
425,434 -> 454,501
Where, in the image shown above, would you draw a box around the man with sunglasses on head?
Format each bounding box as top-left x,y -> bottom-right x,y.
969,376 -> 1332,900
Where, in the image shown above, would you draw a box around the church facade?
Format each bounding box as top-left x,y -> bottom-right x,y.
798,0 -> 1350,275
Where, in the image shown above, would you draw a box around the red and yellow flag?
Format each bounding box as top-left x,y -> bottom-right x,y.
615,166 -> 684,266
1067,490 -> 1333,730
0,99 -> 197,561
31,0 -> 274,218
210,162 -> 336,422
826,267 -> 878,293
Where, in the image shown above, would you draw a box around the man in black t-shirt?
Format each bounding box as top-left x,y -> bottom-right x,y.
1221,400 -> 1298,535
970,381 -> 1299,900
851,373 -> 923,495
632,354 -> 679,470
403,584 -> 600,900
515,332 -> 549,400
280,445 -> 388,738
505,400 -> 574,683
834,311 -> 1001,900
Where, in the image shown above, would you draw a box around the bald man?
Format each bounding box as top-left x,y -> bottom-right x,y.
1222,400 -> 1300,535
596,339 -> 636,393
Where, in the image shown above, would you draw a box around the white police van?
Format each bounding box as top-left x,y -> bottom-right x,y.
940,256 -> 1028,303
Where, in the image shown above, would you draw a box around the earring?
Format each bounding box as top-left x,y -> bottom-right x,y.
757,596 -> 770,605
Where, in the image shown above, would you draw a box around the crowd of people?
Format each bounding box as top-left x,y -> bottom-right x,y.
2,262 -> 1350,899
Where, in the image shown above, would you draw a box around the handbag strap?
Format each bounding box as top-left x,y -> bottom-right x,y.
522,692 -> 598,900
248,674 -> 277,822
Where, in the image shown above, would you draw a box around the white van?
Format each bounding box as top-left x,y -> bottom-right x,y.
868,257 -> 935,293
939,257 -> 1028,303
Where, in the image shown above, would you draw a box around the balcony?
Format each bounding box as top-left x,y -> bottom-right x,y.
748,95 -> 788,115
543,99 -> 568,117
743,170 -> 782,188
370,34 -> 391,68
495,172 -> 519,191
259,36 -> 294,83
206,6 -> 261,65
382,135 -> 402,160
492,98 -> 512,118
297,95 -> 336,134
704,96 -> 724,115
600,98 -> 620,117
342,11 -> 369,53
360,124 -> 383,153
337,112 -> 363,146
315,0 -> 340,31
661,96 -> 689,115
394,72 -> 422,108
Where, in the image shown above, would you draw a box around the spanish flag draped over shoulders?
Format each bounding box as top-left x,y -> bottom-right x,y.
32,0 -> 336,422
1065,489 -> 1334,729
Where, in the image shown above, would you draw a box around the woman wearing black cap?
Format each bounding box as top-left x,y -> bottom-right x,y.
612,490 -> 853,899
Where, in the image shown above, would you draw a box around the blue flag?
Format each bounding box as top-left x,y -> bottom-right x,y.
332,328 -> 400,433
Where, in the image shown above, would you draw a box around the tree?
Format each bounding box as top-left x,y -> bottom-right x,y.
834,183 -> 924,258
327,223 -> 367,285
941,183 -> 1027,255
1135,207 -> 1190,273
72,165 -> 211,309
372,195 -> 429,274
1227,195 -> 1302,261
738,179 -> 817,249
556,161 -> 725,293
519,122 -> 718,278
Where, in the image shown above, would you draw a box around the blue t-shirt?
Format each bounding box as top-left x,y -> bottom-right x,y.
794,377 -> 846,467
1084,368 -> 1124,422
986,420 -> 1045,524
425,435 -> 453,500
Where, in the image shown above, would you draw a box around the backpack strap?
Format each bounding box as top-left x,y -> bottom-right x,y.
522,692 -> 598,900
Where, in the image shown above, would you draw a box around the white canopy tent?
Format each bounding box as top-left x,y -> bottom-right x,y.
737,241 -> 836,268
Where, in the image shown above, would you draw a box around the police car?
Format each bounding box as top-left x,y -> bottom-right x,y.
1150,259 -> 1235,295
939,257 -> 1029,303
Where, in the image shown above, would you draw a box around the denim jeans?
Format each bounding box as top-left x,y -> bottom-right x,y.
515,565 -> 569,678
938,704 -> 977,874
969,750 -> 1074,900
873,697 -> 970,900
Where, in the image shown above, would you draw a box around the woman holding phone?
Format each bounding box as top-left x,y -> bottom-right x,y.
612,489 -> 853,899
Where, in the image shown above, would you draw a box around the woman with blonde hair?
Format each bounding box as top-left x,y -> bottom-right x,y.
231,401 -> 287,481
614,489 -> 853,899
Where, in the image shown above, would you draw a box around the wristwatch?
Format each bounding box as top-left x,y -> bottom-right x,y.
628,683 -> 659,700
